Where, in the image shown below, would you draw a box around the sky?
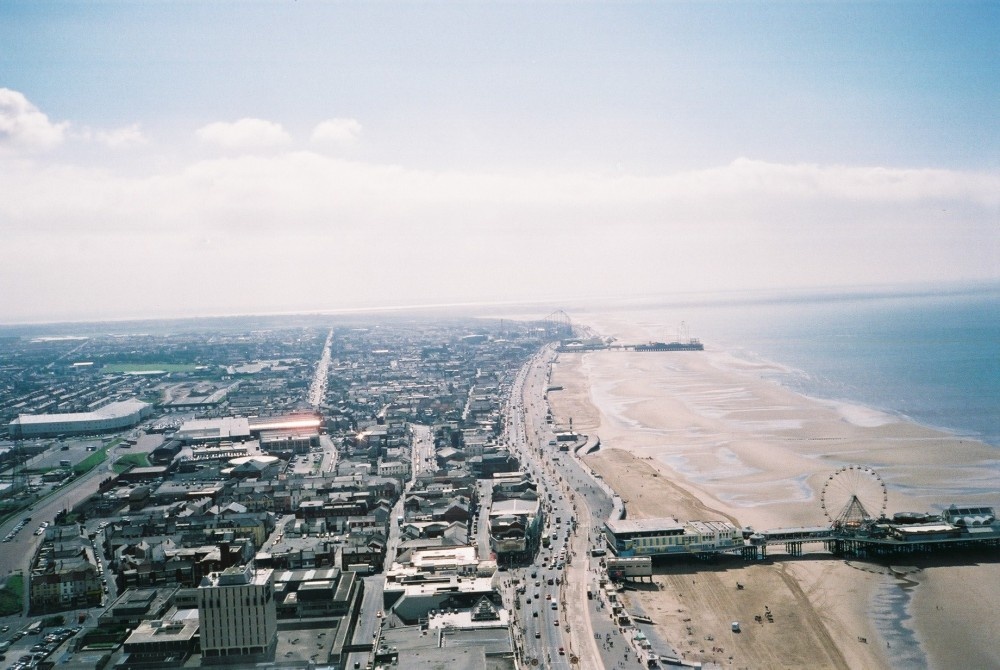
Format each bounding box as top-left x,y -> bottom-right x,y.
1,1 -> 998,323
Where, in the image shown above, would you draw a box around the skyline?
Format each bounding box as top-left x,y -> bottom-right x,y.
1,1 -> 998,323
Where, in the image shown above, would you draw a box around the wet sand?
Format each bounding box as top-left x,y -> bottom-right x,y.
545,339 -> 1000,670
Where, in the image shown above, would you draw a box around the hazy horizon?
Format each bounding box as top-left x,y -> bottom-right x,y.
1,278 -> 995,332
2,2 -> 998,323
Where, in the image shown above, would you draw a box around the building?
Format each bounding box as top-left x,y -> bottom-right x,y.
99,586 -> 178,627
119,609 -> 200,669
382,575 -> 498,625
30,524 -> 102,613
196,564 -> 277,663
489,497 -> 542,562
272,567 -> 359,619
253,414 -> 322,455
175,417 -> 251,445
378,460 -> 410,479
9,399 -> 152,438
603,518 -> 743,557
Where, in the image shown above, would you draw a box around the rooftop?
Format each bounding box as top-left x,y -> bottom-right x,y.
605,518 -> 685,534
125,614 -> 199,645
12,399 -> 150,425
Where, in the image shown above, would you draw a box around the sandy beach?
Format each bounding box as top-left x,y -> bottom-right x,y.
545,320 -> 1000,669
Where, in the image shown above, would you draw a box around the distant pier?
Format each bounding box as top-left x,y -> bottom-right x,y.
559,338 -> 704,353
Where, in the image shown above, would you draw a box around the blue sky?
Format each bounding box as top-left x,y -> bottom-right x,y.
1,2 -> 998,322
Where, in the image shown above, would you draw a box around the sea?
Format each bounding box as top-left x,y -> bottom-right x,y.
621,282 -> 1000,449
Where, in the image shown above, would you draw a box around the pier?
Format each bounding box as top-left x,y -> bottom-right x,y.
602,467 -> 1000,564
607,514 -> 1000,562
558,339 -> 704,353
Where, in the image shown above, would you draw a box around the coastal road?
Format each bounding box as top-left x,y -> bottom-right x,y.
508,344 -> 652,670
502,344 -> 641,670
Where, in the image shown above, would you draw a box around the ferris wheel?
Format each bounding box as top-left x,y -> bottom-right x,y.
820,465 -> 888,527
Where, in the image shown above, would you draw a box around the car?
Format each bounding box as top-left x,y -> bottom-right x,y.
525,597 -> 531,604
554,620 -> 559,626
535,631 -> 541,638
376,610 -> 383,618
559,647 -> 565,655
551,602 -> 558,610
546,593 -> 551,600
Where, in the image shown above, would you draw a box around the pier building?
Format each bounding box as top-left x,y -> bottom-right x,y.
601,509 -> 1000,562
602,518 -> 743,557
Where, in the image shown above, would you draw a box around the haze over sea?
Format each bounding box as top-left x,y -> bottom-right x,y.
617,282 -> 1000,449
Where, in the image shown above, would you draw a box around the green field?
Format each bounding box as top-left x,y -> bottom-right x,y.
113,452 -> 150,473
72,438 -> 121,475
102,363 -> 199,373
0,574 -> 24,616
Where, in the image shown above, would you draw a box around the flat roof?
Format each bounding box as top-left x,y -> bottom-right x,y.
895,523 -> 957,534
409,546 -> 479,570
177,416 -> 251,440
203,564 -> 272,587
250,415 -> 322,432
489,499 -> 539,516
688,520 -> 738,533
125,616 -> 199,645
274,568 -> 341,583
12,399 -> 150,425
605,518 -> 684,534
388,576 -> 494,596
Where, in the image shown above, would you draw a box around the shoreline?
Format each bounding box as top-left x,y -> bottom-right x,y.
545,333 -> 999,669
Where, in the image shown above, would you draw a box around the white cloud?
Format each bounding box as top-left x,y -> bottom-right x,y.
0,151 -> 996,322
2,153 -> 997,237
0,88 -> 68,151
310,118 -> 362,145
94,123 -> 148,148
196,118 -> 291,150
72,123 -> 148,148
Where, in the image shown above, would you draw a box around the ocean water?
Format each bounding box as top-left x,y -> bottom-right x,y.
640,283 -> 1000,449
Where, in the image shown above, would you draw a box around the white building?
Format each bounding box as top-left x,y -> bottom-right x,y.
378,459 -> 410,479
603,518 -> 743,557
197,564 -> 277,662
8,399 -> 151,438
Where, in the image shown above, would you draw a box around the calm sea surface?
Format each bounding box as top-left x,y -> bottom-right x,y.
647,284 -> 1000,448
